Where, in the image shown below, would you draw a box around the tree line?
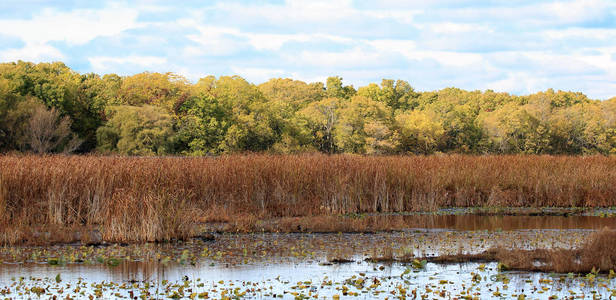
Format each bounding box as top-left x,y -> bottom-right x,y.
1,61 -> 615,155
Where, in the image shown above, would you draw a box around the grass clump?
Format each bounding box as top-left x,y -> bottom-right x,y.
415,229 -> 616,274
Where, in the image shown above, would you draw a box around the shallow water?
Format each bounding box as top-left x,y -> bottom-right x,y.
1,260 -> 615,299
361,213 -> 616,231
1,213 -> 615,299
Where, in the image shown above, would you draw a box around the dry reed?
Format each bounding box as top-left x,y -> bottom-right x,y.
1,154 -> 615,244
418,229 -> 616,273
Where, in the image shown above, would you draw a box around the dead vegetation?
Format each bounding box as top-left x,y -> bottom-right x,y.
370,229 -> 616,274
1,154 -> 616,244
494,228 -> 616,273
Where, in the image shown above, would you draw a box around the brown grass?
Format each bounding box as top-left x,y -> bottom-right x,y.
1,154 -> 616,244
498,228 -> 616,273
402,229 -> 616,273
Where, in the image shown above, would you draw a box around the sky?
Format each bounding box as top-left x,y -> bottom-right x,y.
0,0 -> 615,99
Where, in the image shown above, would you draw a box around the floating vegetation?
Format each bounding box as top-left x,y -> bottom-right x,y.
0,227 -> 598,266
1,260 -> 616,299
0,208 -> 613,298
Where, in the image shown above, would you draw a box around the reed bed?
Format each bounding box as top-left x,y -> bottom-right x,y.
1,154 -> 616,244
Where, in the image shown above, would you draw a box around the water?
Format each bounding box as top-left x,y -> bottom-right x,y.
1,213 -> 615,299
363,213 -> 616,230
1,260 -> 615,299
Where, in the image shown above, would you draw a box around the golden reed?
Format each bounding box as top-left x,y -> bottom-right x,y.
1,154 -> 615,244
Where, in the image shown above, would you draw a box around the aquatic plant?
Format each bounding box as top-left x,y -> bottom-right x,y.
1,154 -> 616,244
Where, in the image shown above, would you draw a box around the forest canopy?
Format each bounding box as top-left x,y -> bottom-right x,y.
1,61 -> 615,155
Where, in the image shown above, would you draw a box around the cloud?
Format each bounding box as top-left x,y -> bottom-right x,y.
0,4 -> 139,45
89,56 -> 168,74
0,3 -> 140,64
184,26 -> 248,57
0,0 -> 615,99
230,67 -> 286,83
412,0 -> 615,28
0,43 -> 64,62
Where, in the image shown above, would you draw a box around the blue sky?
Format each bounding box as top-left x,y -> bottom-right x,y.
0,0 -> 615,99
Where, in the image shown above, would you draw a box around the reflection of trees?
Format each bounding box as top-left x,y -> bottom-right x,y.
112,260 -> 164,283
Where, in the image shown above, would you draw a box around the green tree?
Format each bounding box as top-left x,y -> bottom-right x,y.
96,105 -> 176,155
419,88 -> 488,153
326,76 -> 355,99
114,72 -> 190,112
357,79 -> 418,112
394,110 -> 445,154
183,75 -> 281,152
0,88 -> 40,151
176,93 -> 229,155
0,61 -> 104,151
480,103 -> 527,153
258,78 -> 324,110
298,97 -> 341,153
334,95 -> 391,153
0,77 -> 26,150
481,102 -> 553,154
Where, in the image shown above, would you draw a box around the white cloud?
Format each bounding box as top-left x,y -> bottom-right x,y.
2,0 -> 616,99
230,67 -> 286,83
89,56 -> 168,73
213,0 -> 355,24
182,21 -> 355,55
184,26 -> 247,56
365,10 -> 422,24
542,27 -> 616,42
539,0 -> 611,24
368,39 -> 484,67
294,47 -> 396,69
0,5 -> 139,45
429,22 -> 492,34
488,71 -> 550,95
0,43 -> 64,62
245,33 -> 311,51
0,4 -> 140,65
445,0 -> 615,27
208,0 -> 421,35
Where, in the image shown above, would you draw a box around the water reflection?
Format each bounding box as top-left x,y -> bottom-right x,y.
0,214 -> 614,299
383,214 -> 616,230
1,260 -> 614,299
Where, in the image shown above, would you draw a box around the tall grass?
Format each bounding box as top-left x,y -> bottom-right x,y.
1,154 -> 615,244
